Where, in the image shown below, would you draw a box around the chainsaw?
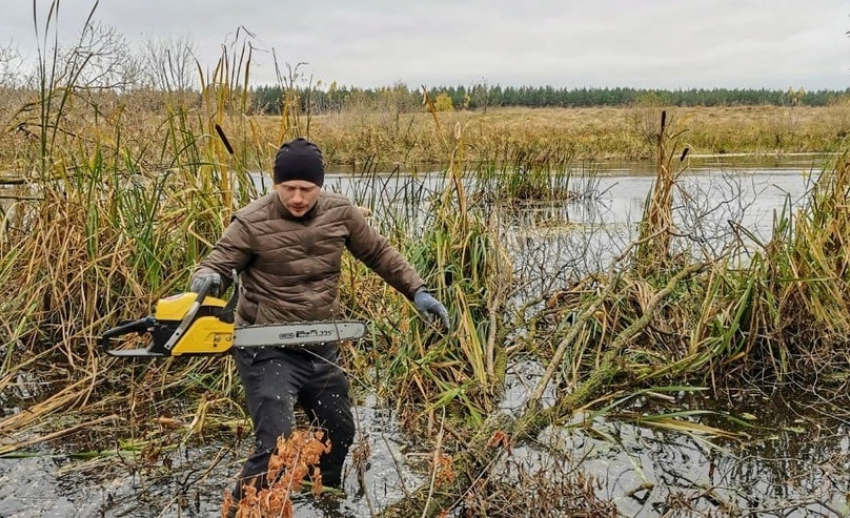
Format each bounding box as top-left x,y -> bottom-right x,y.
102,275 -> 366,358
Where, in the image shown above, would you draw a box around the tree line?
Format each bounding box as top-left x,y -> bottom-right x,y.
251,83 -> 849,114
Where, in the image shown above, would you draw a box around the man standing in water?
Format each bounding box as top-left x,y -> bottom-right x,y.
189,137 -> 450,503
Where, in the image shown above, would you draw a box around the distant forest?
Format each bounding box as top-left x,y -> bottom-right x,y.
250,83 -> 850,114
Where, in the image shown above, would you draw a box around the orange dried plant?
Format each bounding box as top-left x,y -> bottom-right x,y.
486,430 -> 512,454
433,453 -> 455,487
221,429 -> 332,518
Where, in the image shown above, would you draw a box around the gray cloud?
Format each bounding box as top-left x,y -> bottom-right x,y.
2,0 -> 850,89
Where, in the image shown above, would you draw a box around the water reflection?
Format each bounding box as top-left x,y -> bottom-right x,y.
490,354 -> 850,517
499,381 -> 850,518
320,158 -> 823,286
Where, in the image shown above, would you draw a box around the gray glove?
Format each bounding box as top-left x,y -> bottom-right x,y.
414,288 -> 450,329
189,272 -> 222,296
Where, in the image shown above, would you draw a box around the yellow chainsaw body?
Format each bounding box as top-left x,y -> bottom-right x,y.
154,293 -> 235,355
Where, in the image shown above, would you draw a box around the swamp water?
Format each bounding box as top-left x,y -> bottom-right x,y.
3,155 -> 849,517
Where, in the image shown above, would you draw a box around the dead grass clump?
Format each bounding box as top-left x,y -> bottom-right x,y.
455,470 -> 617,518
221,429 -> 331,518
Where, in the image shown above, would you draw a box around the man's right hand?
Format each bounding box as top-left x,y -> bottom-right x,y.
190,272 -> 222,296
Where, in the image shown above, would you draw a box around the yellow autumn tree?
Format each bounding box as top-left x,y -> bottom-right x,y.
433,92 -> 454,112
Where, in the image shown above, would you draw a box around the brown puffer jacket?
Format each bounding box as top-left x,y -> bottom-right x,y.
193,191 -> 425,326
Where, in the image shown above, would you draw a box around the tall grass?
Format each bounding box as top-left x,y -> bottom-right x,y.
0,0 -> 511,454
332,135 -> 513,432
0,3 -> 264,450
535,111 -> 850,398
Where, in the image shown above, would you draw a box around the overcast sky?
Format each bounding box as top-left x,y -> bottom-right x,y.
3,0 -> 850,90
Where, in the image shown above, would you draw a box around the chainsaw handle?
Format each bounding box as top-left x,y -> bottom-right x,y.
160,276 -> 217,353
101,317 -> 155,351
219,269 -> 240,324
192,275 -> 215,304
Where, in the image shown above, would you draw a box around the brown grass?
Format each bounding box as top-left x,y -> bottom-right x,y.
3,101 -> 848,175
251,104 -> 850,166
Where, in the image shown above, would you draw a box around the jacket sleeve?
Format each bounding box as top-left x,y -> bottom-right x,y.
192,216 -> 254,293
345,204 -> 425,300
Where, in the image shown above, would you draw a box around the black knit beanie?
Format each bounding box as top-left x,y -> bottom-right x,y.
273,138 -> 325,187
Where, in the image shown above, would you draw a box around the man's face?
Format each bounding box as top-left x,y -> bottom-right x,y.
276,180 -> 321,217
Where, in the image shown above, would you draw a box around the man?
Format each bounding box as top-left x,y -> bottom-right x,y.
189,137 -> 450,502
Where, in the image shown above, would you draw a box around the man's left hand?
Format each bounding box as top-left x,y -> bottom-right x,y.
414,289 -> 450,330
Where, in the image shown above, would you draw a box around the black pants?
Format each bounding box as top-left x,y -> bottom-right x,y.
230,345 -> 355,499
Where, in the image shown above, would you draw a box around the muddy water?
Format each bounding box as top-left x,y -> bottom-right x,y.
4,155 -> 847,517
500,360 -> 850,517
3,367 -> 848,517
0,393 -> 423,517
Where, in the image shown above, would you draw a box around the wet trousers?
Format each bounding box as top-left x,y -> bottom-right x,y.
230,346 -> 355,499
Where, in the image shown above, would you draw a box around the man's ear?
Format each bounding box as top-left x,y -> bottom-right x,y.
356,206 -> 372,217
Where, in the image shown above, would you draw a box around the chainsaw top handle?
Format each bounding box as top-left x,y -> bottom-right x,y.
193,274 -> 215,304
220,269 -> 240,324
159,275 -> 217,351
